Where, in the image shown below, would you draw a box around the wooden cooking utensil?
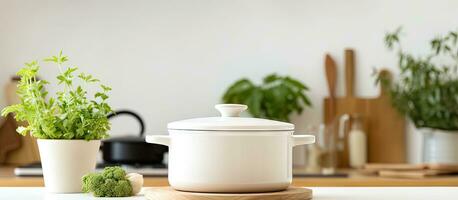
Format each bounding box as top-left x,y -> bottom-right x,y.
324,49 -> 406,167
144,187 -> 312,200
325,54 -> 337,119
323,54 -> 340,170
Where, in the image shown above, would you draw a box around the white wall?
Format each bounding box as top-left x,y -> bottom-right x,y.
1,0 -> 458,162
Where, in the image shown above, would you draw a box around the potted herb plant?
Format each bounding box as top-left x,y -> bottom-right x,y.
1,51 -> 112,192
222,74 -> 311,122
379,28 -> 458,163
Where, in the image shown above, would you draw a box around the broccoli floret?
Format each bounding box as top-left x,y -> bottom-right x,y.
81,166 -> 133,197
112,180 -> 132,197
82,173 -> 102,193
102,166 -> 127,180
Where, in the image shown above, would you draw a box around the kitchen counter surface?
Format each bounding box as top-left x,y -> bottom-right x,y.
2,166 -> 458,187
1,187 -> 457,200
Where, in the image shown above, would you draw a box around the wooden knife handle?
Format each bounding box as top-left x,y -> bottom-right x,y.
345,49 -> 355,97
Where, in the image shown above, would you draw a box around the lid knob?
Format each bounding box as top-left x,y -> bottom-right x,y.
215,104 -> 248,117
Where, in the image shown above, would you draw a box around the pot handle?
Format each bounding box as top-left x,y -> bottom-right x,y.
292,135 -> 315,146
107,110 -> 145,136
145,135 -> 170,146
215,104 -> 248,117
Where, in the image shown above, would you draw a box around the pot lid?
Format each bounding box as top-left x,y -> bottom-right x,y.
167,104 -> 294,131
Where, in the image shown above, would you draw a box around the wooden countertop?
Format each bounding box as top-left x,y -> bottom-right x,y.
2,166 -> 458,187
4,187 -> 458,199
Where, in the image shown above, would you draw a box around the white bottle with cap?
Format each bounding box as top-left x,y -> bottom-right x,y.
348,115 -> 367,168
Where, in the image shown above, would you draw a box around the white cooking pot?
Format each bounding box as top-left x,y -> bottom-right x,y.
146,104 -> 315,193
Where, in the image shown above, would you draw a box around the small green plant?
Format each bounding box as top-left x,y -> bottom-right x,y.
378,27 -> 458,130
1,51 -> 112,139
222,74 -> 311,122
82,166 -> 132,197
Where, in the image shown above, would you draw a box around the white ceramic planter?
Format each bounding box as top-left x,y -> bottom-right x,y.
421,129 -> 458,164
146,104 -> 315,193
37,139 -> 100,193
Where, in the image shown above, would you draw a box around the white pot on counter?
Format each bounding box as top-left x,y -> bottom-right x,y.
422,128 -> 458,164
146,104 -> 315,193
37,139 -> 100,193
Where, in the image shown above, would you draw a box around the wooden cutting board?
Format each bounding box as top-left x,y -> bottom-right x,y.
144,187 -> 312,200
364,163 -> 458,171
378,169 -> 458,179
362,163 -> 458,178
364,163 -> 426,171
323,49 -> 406,167
0,114 -> 21,163
3,77 -> 41,165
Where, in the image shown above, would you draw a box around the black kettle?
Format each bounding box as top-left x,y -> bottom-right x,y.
101,110 -> 168,165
